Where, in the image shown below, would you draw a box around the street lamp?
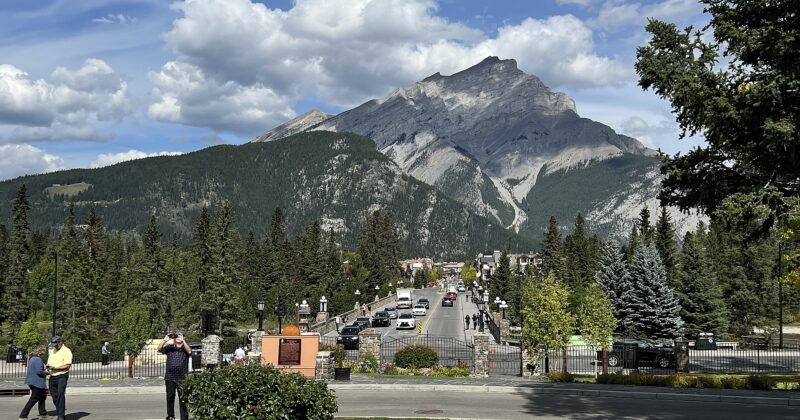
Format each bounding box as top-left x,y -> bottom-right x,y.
320,296 -> 328,313
275,291 -> 286,335
257,300 -> 265,332
499,300 -> 508,320
476,298 -> 486,332
49,251 -> 58,338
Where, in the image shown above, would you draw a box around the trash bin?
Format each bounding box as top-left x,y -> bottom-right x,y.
621,342 -> 638,369
696,333 -> 717,350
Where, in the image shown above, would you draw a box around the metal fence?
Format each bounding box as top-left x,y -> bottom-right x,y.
320,336 -> 358,361
0,348 -> 168,380
488,343 -> 521,376
381,336 -> 474,369
485,312 -> 501,344
688,343 -> 800,373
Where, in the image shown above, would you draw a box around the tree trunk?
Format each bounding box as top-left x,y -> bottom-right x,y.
562,349 -> 568,373
127,354 -> 134,378
602,349 -> 608,375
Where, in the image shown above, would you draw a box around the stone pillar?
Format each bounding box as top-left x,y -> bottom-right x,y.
522,349 -> 537,377
316,351 -> 334,380
675,337 -> 689,373
358,328 -> 382,361
316,311 -> 329,324
473,332 -> 490,377
250,330 -> 265,356
201,335 -> 223,368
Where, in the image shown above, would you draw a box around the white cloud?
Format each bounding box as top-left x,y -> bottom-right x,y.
151,0 -> 628,134
556,0 -> 600,6
0,59 -> 131,143
0,143 -> 64,180
91,149 -> 183,168
589,0 -> 702,32
91,14 -> 136,24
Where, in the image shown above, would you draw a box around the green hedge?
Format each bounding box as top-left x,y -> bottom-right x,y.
394,345 -> 438,369
180,364 -> 337,419
596,373 -> 782,390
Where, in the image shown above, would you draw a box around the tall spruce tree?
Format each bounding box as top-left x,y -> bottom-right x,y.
625,223 -> 640,263
357,210 -> 402,291
639,208 -> 654,244
492,249 -> 511,303
137,215 -> 170,332
0,224 -> 8,328
595,243 -> 634,333
541,216 -> 564,277
675,229 -> 728,338
628,244 -> 684,338
3,185 -> 31,339
563,213 -> 599,289
210,202 -> 242,335
655,206 -> 678,286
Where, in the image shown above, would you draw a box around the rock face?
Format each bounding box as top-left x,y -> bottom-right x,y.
256,57 -> 699,237
253,110 -> 333,143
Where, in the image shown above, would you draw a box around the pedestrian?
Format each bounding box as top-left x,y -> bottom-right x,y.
101,341 -> 110,366
158,333 -> 191,420
472,314 -> 478,330
46,335 -> 72,420
18,346 -> 49,420
234,345 -> 246,366
367,304 -> 372,316
335,315 -> 341,333
464,315 -> 470,330
361,304 -> 366,316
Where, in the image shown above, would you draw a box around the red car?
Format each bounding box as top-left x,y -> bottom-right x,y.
446,292 -> 457,300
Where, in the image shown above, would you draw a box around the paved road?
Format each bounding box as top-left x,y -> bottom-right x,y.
1,388 -> 797,419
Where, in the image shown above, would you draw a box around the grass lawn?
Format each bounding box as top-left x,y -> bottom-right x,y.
44,182 -> 92,198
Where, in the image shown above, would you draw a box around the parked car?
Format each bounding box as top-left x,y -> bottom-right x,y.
441,297 -> 454,307
371,311 -> 391,327
396,312 -> 416,329
417,298 -> 430,309
412,304 -> 427,316
354,317 -> 372,330
601,339 -> 675,369
337,326 -> 361,349
384,307 -> 398,319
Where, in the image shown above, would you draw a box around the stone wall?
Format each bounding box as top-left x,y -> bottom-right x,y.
250,330 -> 265,355
201,335 -> 223,367
316,351 -> 334,380
309,293 -> 396,335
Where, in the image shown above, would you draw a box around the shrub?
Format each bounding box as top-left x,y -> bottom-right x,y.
180,364 -> 337,419
70,343 -> 125,364
332,345 -> 346,368
394,345 -> 438,369
720,377 -> 744,389
358,352 -> 379,373
745,374 -> 777,390
431,366 -> 470,377
546,371 -> 575,383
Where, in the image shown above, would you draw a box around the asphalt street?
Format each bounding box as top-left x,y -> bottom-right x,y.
1,388 -> 798,419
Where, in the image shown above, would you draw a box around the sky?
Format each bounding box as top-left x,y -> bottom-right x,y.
0,0 -> 710,181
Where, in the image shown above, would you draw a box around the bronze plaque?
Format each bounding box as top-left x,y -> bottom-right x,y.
278,338 -> 302,365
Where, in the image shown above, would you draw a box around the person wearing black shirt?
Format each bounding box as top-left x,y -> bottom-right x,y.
157,333 -> 191,420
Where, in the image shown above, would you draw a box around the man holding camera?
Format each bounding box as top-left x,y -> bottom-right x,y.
157,333 -> 191,420
46,336 -> 72,420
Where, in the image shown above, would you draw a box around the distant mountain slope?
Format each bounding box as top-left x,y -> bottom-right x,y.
253,56 -> 701,236
0,131 -> 533,259
252,110 -> 333,143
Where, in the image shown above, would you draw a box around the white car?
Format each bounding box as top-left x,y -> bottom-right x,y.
412,304 -> 427,316
396,313 -> 416,329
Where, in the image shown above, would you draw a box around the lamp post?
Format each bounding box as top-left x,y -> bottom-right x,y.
374,284 -> 380,301
778,242 -> 784,348
355,289 -> 361,311
320,296 -> 328,313
494,296 -> 501,311
477,298 -> 486,332
275,291 -> 286,335
50,251 -> 58,338
257,300 -> 265,332
500,300 -> 508,320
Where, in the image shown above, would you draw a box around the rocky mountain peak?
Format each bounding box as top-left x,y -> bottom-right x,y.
252,109 -> 333,143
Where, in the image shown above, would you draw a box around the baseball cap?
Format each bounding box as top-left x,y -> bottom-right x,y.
50,335 -> 63,344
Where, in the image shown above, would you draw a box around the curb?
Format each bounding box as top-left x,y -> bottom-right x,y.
60,383 -> 800,406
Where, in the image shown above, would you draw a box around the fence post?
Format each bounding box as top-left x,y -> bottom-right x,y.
358,328 -> 381,362
473,332 -> 490,377
674,337 -> 689,373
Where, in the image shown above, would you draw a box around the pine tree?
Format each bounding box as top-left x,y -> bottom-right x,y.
563,213 -> 599,289
0,224 -> 8,327
209,202 -> 243,335
136,215 -> 170,331
3,185 -> 31,339
655,206 -> 678,286
595,243 -> 634,334
625,223 -> 640,263
628,244 -> 684,338
541,216 -> 564,277
675,230 -> 728,337
491,249 -> 511,302
357,210 -> 402,291
639,207 -> 654,244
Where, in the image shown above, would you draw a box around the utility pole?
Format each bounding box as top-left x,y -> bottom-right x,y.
778,242 -> 784,349
50,251 -> 58,338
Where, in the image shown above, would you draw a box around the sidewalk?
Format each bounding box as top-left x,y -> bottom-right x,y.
3,374 -> 798,406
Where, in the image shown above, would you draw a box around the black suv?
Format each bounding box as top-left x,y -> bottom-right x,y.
601,339 -> 675,369
354,317 -> 372,330
418,298 -> 430,309
441,297 -> 454,307
371,311 -> 391,327
337,326 -> 361,350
